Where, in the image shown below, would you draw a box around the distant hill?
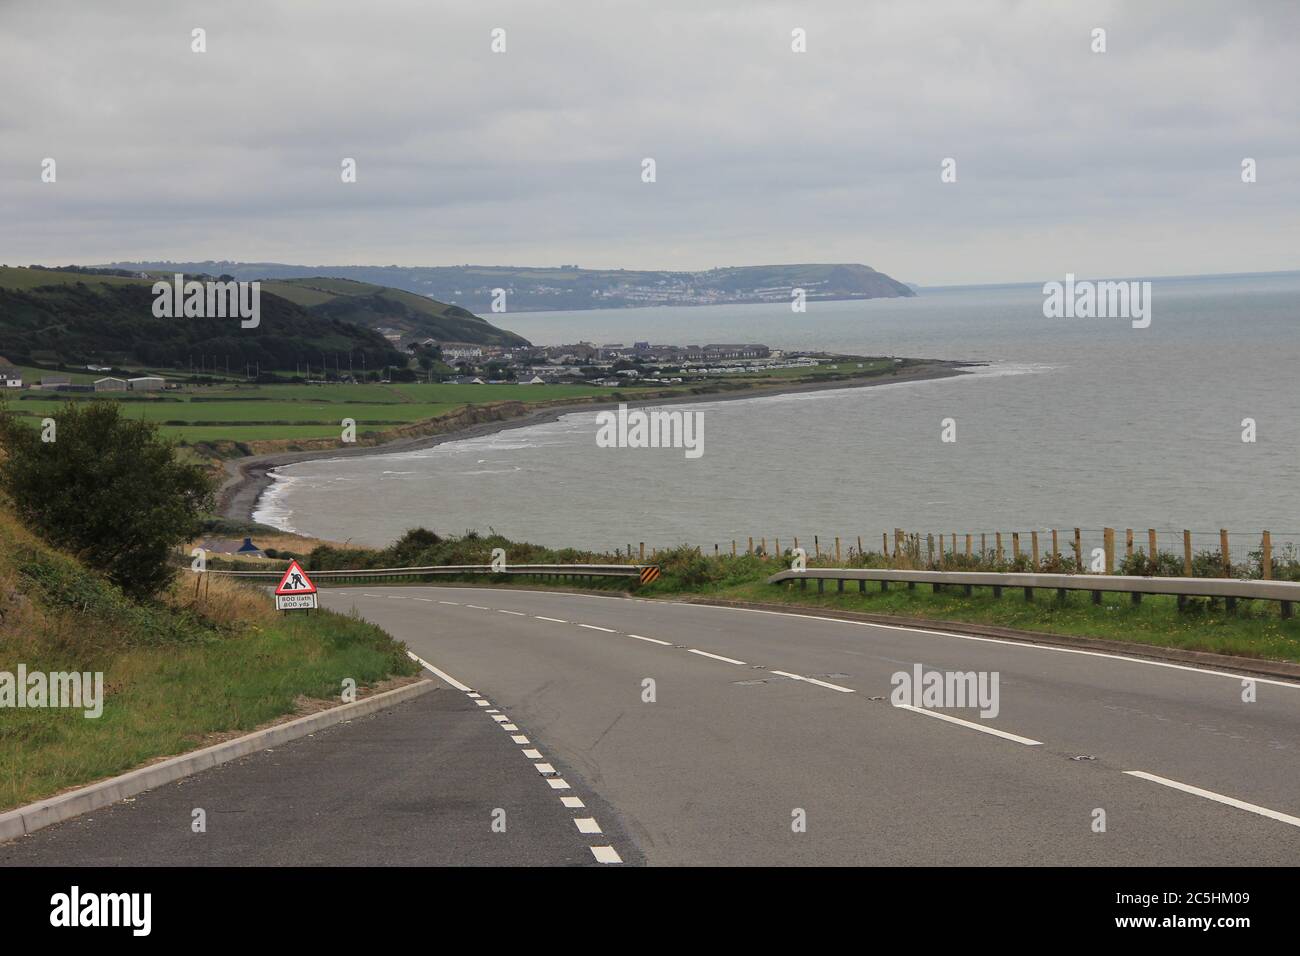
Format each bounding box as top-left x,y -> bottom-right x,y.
0,266 -> 408,371
104,260 -> 916,313
256,276 -> 528,345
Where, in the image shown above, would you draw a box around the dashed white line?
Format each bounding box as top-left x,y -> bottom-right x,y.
491,714 -> 509,722
474,700 -> 491,707
501,723 -> 519,731
522,749 -> 543,759
465,604 -> 490,610
893,704 -> 1043,746
1124,771 -> 1300,828
769,670 -> 855,694
589,846 -> 622,864
627,634 -> 673,646
688,648 -> 747,666
578,624 -> 616,633
574,817 -> 603,834
498,609 -> 526,616
511,735 -> 530,744
438,601 -> 460,606
560,796 -> 585,809
535,763 -> 557,776
535,616 -> 569,624
546,778 -> 570,790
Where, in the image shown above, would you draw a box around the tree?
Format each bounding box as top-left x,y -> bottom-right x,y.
0,400 -> 214,599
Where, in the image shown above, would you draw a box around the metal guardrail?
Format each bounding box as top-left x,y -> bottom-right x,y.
203,563 -> 655,584
767,567 -> 1300,617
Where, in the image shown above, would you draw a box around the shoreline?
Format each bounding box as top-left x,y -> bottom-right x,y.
218,360 -> 979,527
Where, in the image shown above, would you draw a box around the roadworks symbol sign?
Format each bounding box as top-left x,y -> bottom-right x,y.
275,560 -> 317,595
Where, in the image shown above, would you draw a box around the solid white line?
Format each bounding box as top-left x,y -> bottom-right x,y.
511,735 -> 530,744
405,650 -> 473,692
589,846 -> 622,864
627,634 -> 672,646
769,670 -> 855,693
574,818 -> 602,834
561,796 -> 586,809
522,749 -> 543,759
894,704 -> 1043,745
688,648 -> 747,665
679,603 -> 1300,689
578,624 -> 616,633
498,609 -> 526,616
535,616 -> 569,624
1123,771 -> 1300,828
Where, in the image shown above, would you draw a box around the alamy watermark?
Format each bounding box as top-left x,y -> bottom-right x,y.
595,403 -> 703,459
1042,273 -> 1151,328
1,665 -> 103,718
151,274 -> 260,328
890,663 -> 1000,718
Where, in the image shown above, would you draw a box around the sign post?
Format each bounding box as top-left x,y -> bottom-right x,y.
275,559 -> 319,611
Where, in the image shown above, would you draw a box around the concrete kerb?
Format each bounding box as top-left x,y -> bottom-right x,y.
0,678 -> 437,845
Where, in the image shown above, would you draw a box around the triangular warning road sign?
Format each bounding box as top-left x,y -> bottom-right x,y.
275,559 -> 317,595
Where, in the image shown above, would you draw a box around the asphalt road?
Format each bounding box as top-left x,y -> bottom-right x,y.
1,682 -> 636,866
308,585 -> 1300,866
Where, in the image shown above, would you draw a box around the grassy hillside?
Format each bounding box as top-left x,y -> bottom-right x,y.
0,267 -> 405,371
0,498 -> 418,810
262,277 -> 529,346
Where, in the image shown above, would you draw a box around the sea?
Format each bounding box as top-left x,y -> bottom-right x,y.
254,272 -> 1300,557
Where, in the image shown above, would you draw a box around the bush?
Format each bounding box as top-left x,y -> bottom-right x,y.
0,400 -> 213,599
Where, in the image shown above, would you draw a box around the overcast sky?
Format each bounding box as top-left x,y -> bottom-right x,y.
2,0 -> 1296,285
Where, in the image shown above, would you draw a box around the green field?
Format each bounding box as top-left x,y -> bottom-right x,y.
3,359 -> 914,447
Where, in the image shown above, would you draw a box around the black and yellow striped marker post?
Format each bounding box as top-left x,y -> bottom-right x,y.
638,566 -> 661,586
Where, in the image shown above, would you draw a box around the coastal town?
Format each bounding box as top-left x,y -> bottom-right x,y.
1,342 -> 866,390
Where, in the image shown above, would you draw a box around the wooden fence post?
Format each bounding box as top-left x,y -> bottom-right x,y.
1262,531 -> 1272,580
1074,528 -> 1082,570
1103,528 -> 1115,574
731,539 -> 736,557
814,535 -> 821,558
882,532 -> 888,557
1031,531 -> 1039,567
996,532 -> 1004,563
1220,529 -> 1231,576
1148,528 -> 1158,564
748,536 -> 754,555
760,537 -> 766,556
1183,530 -> 1192,576
981,533 -> 987,559
835,537 -> 842,563
639,542 -> 645,561
926,534 -> 934,565
774,538 -> 780,557
857,535 -> 863,556
965,533 -> 972,558
1051,529 -> 1059,560
1125,528 -> 1134,560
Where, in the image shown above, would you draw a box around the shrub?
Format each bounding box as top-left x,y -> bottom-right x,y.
0,400 -> 213,599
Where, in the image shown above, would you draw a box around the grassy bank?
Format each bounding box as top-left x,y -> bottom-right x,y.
0,509 -> 418,811
292,531 -> 1300,664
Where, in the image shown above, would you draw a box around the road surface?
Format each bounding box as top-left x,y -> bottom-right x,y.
316,585 -> 1300,865
6,584 -> 1297,866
